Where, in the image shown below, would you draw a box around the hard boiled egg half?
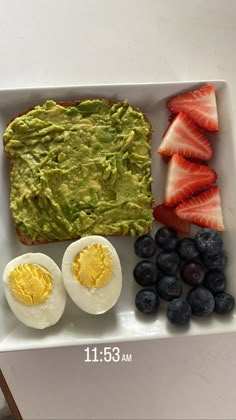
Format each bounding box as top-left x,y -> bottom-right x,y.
62,236 -> 122,314
3,253 -> 66,329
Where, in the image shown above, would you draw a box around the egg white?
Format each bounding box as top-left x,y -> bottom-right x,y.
3,253 -> 66,329
62,236 -> 122,315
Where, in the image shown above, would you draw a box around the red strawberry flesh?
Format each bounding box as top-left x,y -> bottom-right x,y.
153,203 -> 190,234
164,154 -> 217,207
167,85 -> 219,132
158,112 -> 213,160
175,186 -> 224,231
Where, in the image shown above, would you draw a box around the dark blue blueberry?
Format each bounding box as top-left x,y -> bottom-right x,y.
180,261 -> 205,286
156,275 -> 182,301
203,270 -> 226,295
135,289 -> 159,314
133,260 -> 158,287
177,238 -> 199,260
134,235 -> 156,258
202,249 -> 227,271
156,251 -> 180,274
214,293 -> 235,314
154,227 -> 178,251
167,298 -> 191,326
187,287 -> 215,316
194,228 -> 223,256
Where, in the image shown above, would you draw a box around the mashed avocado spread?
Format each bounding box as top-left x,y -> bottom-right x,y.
4,99 -> 153,242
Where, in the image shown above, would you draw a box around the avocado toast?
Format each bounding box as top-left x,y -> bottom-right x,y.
3,99 -> 153,245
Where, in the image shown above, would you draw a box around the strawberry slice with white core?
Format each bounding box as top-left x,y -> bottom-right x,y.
175,186 -> 225,231
164,154 -> 217,207
158,112 -> 213,160
167,85 -> 219,132
153,203 -> 190,234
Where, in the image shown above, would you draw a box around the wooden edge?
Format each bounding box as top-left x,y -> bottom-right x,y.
0,369 -> 22,420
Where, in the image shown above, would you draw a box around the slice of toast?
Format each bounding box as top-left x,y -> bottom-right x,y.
4,99 -> 153,245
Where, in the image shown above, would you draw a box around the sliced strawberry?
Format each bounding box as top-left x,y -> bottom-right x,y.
158,112 -> 213,160
175,186 -> 225,231
164,154 -> 217,207
168,113 -> 176,123
162,155 -> 171,164
167,85 -> 219,132
161,155 -> 208,166
153,203 -> 190,234
186,157 -> 208,166
162,120 -> 173,138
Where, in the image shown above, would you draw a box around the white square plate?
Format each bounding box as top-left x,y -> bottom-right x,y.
0,81 -> 235,352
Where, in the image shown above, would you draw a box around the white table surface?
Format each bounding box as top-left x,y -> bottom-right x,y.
1,0 -> 236,419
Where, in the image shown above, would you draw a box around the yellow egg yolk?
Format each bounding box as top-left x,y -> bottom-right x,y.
8,264 -> 53,305
72,244 -> 113,288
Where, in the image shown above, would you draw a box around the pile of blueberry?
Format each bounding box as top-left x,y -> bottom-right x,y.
133,227 -> 235,326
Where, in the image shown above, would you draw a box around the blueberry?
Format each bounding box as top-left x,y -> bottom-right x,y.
177,238 -> 199,260
194,228 -> 223,256
135,289 -> 159,314
134,235 -> 156,258
202,249 -> 228,271
180,261 -> 205,286
187,287 -> 215,316
133,261 -> 158,287
156,275 -> 182,301
203,270 -> 226,295
156,251 -> 180,274
214,293 -> 235,314
154,227 -> 178,251
167,298 -> 191,326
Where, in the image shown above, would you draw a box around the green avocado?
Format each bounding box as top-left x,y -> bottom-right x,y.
4,99 -> 153,242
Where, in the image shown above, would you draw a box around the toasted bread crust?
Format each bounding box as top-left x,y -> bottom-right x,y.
16,227 -> 151,246
4,99 -> 153,245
